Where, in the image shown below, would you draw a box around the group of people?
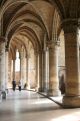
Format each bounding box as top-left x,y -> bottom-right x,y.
12,80 -> 21,91
12,80 -> 27,91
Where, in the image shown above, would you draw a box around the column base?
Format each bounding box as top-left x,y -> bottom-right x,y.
47,89 -> 61,96
63,95 -> 80,108
43,87 -> 48,93
35,87 -> 38,92
38,87 -> 44,92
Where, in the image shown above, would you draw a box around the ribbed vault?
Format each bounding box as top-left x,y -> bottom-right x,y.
0,0 -> 58,58
0,0 -> 80,58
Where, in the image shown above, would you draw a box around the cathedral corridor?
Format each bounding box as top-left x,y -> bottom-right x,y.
0,90 -> 80,121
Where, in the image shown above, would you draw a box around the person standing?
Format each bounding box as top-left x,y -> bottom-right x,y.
18,81 -> 21,91
12,79 -> 16,91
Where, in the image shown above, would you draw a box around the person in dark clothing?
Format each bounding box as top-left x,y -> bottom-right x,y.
59,74 -> 65,94
12,80 -> 16,91
18,81 -> 21,91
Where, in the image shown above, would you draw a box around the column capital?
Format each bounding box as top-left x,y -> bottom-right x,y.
61,19 -> 78,33
46,41 -> 57,49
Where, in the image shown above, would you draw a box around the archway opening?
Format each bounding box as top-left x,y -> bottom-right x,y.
8,35 -> 38,91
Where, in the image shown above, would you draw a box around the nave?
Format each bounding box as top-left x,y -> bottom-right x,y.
0,90 -> 80,121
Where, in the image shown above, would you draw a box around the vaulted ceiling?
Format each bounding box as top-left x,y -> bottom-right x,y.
0,0 -> 80,58
50,0 -> 80,18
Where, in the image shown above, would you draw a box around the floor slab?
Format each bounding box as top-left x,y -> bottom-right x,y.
0,90 -> 80,121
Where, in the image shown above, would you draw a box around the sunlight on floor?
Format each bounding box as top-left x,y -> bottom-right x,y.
51,96 -> 63,103
51,111 -> 80,121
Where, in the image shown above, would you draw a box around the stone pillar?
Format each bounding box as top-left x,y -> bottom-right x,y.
27,55 -> 30,89
48,42 -> 60,96
38,51 -> 43,92
23,57 -> 27,85
42,50 -> 46,92
0,37 -> 6,99
13,59 -> 15,80
34,50 -> 38,91
46,47 -> 49,92
20,49 -> 27,89
26,56 -> 28,89
5,49 -> 8,90
36,53 -> 39,91
20,51 -> 24,89
0,56 -> 1,91
0,42 -> 6,91
8,57 -> 12,87
42,48 -> 49,93
62,20 -> 80,107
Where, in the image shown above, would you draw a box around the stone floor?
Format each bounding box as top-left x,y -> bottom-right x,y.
0,90 -> 80,121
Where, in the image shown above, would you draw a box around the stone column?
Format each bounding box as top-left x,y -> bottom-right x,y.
0,54 -> 1,91
0,42 -> 6,91
48,42 -> 60,96
0,37 -> 6,99
0,46 -> 2,91
26,56 -> 28,89
34,50 -> 38,91
20,49 -> 27,89
23,57 -> 27,85
27,55 -> 30,89
5,49 -> 8,90
46,47 -> 49,92
13,59 -> 15,80
42,48 -> 49,93
43,50 -> 46,92
62,20 -> 80,107
40,50 -> 43,92
8,57 -> 12,87
20,51 -> 24,89
38,51 -> 43,92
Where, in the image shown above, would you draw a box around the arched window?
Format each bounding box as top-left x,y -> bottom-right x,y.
15,50 -> 20,72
